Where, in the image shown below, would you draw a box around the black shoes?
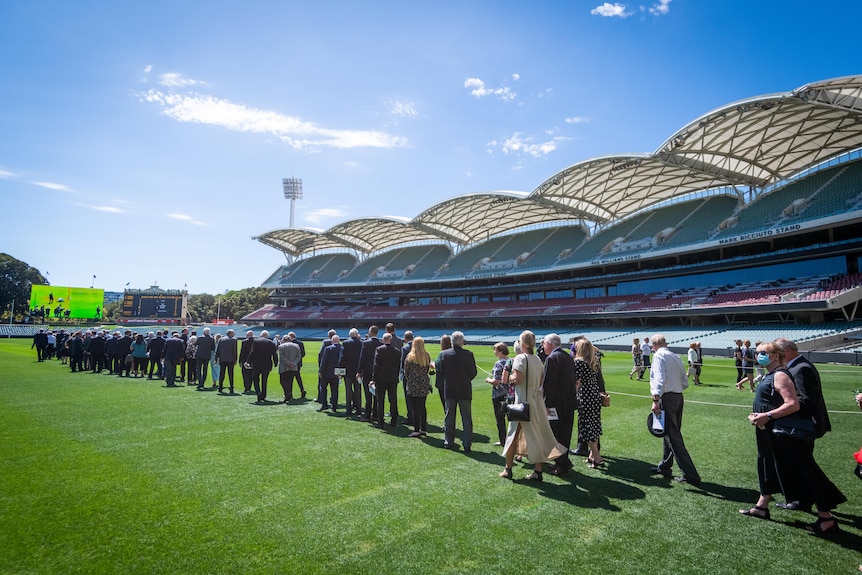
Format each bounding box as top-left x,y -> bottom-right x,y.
674,476 -> 701,486
649,466 -> 672,477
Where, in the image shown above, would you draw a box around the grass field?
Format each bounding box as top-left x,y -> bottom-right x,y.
1,337 -> 860,575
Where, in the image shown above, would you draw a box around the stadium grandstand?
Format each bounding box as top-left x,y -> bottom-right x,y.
245,75 -> 862,354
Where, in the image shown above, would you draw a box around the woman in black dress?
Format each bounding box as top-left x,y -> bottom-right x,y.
574,338 -> 603,468
739,341 -> 845,534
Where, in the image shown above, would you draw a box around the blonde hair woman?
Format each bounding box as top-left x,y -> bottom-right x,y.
574,338 -> 603,468
499,330 -> 568,481
404,337 -> 432,437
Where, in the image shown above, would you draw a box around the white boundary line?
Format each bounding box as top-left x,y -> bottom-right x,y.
608,391 -> 862,414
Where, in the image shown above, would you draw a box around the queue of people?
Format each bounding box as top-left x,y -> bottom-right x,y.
31,325 -> 849,535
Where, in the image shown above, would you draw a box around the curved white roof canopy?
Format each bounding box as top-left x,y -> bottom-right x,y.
257,75 -> 862,259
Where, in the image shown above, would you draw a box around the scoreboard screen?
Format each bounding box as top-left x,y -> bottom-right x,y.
122,293 -> 184,317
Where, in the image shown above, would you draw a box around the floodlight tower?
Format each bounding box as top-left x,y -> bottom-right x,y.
282,177 -> 303,228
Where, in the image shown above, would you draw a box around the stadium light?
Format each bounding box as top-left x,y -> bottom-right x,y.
282,177 -> 303,229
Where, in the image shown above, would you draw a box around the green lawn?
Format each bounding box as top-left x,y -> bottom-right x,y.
1,338 -> 860,575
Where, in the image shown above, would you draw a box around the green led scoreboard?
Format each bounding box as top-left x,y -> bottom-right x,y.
29,285 -> 104,319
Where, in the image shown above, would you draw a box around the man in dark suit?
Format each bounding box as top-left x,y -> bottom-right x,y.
357,325 -> 380,422
774,338 -> 843,512
194,327 -> 215,389
89,330 -> 106,373
289,332 -> 307,397
69,331 -> 85,372
385,323 -> 403,350
542,333 -> 577,475
437,331 -> 478,452
340,328 -> 363,415
319,334 -> 343,411
216,329 -> 239,393
249,330 -> 278,402
32,329 -> 48,362
104,331 -> 119,374
239,330 -> 256,394
146,331 -> 166,379
371,332 -> 401,427
316,329 -> 336,403
162,332 -> 185,387
116,330 -> 133,377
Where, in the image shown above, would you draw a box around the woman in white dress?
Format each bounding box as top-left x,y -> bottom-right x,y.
499,330 -> 568,482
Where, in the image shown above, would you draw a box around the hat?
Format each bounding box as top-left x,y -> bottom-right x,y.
647,411 -> 666,437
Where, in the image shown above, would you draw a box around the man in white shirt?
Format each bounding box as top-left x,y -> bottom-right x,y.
649,334 -> 701,486
638,337 -> 651,379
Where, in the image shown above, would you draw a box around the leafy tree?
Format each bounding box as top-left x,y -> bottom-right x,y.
102,300 -> 122,322
0,253 -> 47,321
186,287 -> 270,323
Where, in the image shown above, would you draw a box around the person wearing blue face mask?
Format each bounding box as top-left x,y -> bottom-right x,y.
739,342 -> 846,534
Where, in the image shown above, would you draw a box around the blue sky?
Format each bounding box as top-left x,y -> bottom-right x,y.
1,1 -> 859,295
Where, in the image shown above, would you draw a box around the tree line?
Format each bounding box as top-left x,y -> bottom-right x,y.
0,253 -> 270,324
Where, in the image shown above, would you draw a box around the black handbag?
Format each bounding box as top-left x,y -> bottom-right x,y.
771,415 -> 815,442
504,354 -> 531,422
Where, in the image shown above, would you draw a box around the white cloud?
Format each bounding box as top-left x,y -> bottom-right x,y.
649,0 -> 671,15
464,77 -> 516,102
304,207 -> 347,225
32,181 -> 72,192
0,169 -> 16,179
387,99 -> 418,118
490,133 -> 568,158
92,206 -> 124,213
565,116 -> 589,124
141,89 -> 407,150
591,3 -> 634,17
144,64 -> 153,73
166,213 -> 205,225
344,161 -> 360,168
158,72 -> 207,88
512,73 -> 520,81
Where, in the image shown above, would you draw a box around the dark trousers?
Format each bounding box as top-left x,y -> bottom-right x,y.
70,353 -> 84,372
322,376 -> 339,407
164,359 -> 179,386
407,394 -> 428,432
148,357 -> 162,378
402,380 -> 412,419
219,362 -> 235,390
242,366 -> 254,392
197,359 -> 209,387
279,370 -> 301,400
374,380 -> 398,424
185,358 -> 196,384
657,392 -> 700,483
35,345 -> 45,361
111,355 -> 123,374
444,398 -> 472,449
252,367 -> 271,401
492,395 -> 508,444
344,374 -> 361,412
361,376 -> 376,419
550,408 -> 575,469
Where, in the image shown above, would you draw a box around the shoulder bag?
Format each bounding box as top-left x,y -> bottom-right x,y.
504,354 -> 531,422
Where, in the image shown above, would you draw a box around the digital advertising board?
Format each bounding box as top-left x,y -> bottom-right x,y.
29,285 -> 105,319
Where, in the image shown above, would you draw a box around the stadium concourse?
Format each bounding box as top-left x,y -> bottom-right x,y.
242,75 -> 862,353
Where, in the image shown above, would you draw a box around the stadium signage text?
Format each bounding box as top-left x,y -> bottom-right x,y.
593,254 -> 643,264
718,223 -> 803,245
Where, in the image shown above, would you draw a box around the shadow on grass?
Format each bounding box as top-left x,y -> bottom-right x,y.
781,517 -> 862,553
250,399 -> 284,406
515,468 -> 646,510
